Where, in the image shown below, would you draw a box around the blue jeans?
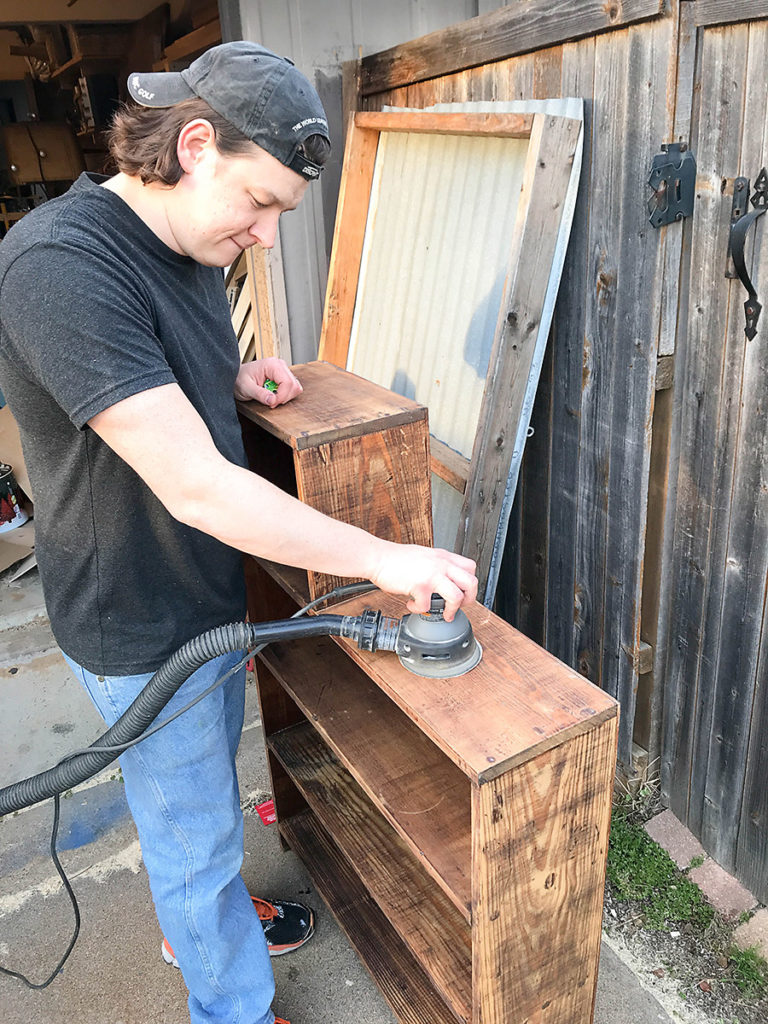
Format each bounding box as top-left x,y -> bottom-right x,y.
63,650 -> 276,1024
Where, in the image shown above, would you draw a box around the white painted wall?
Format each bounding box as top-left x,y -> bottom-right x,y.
234,0 -> 493,363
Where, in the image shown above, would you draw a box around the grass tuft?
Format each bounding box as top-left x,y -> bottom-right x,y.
729,946 -> 768,998
607,809 -> 714,930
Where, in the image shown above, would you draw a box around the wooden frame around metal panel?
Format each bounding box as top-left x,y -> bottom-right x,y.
318,109 -> 580,594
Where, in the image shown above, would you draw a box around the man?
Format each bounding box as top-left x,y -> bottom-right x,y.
0,42 -> 477,1024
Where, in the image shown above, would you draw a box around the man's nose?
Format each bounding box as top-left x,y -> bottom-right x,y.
249,212 -> 279,250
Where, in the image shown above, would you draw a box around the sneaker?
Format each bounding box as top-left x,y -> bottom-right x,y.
161,896 -> 315,967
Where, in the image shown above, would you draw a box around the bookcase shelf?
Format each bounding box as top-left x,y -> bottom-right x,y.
269,724 -> 472,1018
260,635 -> 471,916
281,811 -> 464,1024
239,362 -> 619,1024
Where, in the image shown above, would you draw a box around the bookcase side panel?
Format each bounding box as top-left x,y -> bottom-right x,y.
471,714 -> 618,1024
295,418 -> 433,598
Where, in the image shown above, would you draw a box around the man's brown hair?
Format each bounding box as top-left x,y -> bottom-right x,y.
108,98 -> 329,186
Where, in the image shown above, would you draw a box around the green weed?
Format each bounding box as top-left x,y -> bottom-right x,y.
728,945 -> 768,998
607,811 -> 714,930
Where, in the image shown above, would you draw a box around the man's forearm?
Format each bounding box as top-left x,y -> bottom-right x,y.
183,458 -> 388,580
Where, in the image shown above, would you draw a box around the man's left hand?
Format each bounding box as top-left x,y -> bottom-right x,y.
234,358 -> 303,407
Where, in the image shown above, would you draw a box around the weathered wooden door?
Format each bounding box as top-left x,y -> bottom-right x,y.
661,4 -> 768,901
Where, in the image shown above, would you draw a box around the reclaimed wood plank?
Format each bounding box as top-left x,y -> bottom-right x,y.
281,812 -> 463,1024
661,24 -> 750,826
504,45 -> 565,646
341,56 -> 362,147
694,1 -> 768,27
270,725 -> 472,1018
330,591 -> 618,785
259,635 -> 472,917
430,435 -> 469,493
472,716 -> 617,1024
161,19 -> 220,62
352,110 -> 533,136
318,122 -> 379,367
294,418 -> 432,599
456,113 -> 582,598
252,557 -> 310,608
359,0 -> 664,96
657,0 -> 698,359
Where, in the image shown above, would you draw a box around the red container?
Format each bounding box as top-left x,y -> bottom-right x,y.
0,462 -> 28,534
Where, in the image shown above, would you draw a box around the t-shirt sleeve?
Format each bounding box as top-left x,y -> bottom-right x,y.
0,241 -> 178,429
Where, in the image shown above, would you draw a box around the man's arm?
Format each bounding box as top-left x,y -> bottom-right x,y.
88,384 -> 477,620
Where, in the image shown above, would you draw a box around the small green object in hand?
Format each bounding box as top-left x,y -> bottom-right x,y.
264,378 -> 279,393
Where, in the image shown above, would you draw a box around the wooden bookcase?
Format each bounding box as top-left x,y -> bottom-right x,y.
238,362 -> 619,1024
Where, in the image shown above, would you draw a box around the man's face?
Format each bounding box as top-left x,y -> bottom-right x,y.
167,135 -> 309,266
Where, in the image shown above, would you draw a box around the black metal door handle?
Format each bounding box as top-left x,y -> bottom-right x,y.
730,206 -> 767,339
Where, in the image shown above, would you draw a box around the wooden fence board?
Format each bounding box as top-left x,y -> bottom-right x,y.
661,24 -> 750,826
359,0 -> 664,95
544,37 -> 596,663
644,0 -> 700,768
601,15 -> 678,764
571,27 -> 629,703
694,1 -> 768,27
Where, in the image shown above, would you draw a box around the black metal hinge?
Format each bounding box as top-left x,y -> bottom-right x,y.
648,143 -> 696,228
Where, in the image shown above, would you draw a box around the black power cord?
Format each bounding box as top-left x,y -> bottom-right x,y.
0,580 -> 375,989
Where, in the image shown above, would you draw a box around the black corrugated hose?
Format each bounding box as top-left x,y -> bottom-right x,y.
0,589 -> 385,989
0,616 -> 356,817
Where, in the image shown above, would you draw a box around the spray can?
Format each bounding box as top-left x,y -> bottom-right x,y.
0,463 -> 28,533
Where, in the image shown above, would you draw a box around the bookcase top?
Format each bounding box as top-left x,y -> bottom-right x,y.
237,361 -> 427,450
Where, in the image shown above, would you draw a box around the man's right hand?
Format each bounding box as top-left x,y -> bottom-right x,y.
367,541 -> 478,622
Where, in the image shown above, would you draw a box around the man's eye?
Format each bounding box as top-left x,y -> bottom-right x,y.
251,198 -> 267,209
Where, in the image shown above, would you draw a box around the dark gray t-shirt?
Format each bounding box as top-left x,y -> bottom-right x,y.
0,173 -> 248,674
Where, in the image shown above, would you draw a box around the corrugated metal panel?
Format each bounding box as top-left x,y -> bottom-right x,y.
347,128 -> 528,546
347,100 -> 584,562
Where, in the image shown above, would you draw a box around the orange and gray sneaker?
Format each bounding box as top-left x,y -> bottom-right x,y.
161,896 -> 315,967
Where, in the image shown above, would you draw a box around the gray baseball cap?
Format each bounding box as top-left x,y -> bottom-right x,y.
127,41 -> 329,181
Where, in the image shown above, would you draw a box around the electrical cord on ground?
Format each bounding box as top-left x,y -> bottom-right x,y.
0,796 -> 80,990
0,579 -> 376,989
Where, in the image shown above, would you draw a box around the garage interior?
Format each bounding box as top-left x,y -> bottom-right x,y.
0,1 -> 221,233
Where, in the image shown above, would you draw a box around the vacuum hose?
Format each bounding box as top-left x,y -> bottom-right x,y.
0,611 -> 397,817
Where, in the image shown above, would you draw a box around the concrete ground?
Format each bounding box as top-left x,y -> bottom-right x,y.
0,565 -> 677,1024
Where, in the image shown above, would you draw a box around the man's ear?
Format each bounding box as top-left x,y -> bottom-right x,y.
176,119 -> 216,175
